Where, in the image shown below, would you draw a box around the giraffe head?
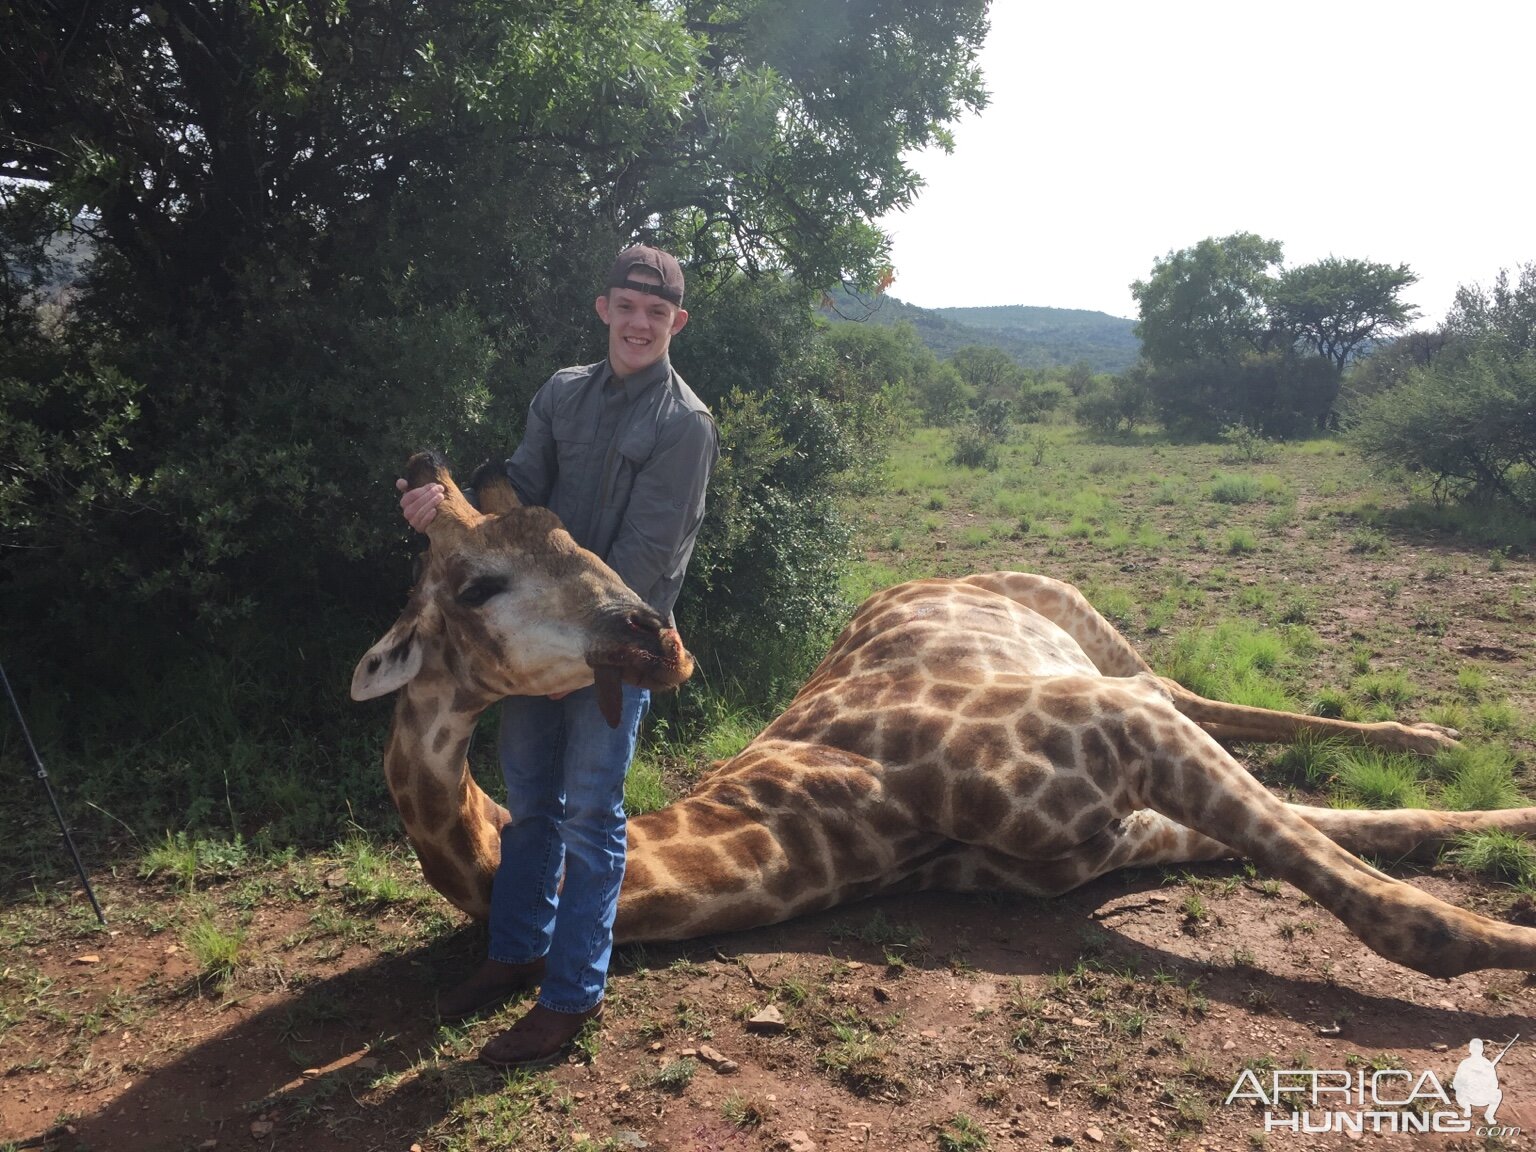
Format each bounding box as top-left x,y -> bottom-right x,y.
351,453 -> 694,723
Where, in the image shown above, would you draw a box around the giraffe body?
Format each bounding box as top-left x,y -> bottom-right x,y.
357,457 -> 1536,979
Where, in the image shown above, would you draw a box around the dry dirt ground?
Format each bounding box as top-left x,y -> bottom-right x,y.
4,859 -> 1536,1152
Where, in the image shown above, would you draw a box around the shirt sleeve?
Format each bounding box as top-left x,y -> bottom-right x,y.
606,409 -> 720,619
502,378 -> 557,507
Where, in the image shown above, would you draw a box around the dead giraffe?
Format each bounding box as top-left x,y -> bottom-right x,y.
353,455 -> 1536,979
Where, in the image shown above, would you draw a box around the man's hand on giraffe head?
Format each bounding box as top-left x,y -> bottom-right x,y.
397,477 -> 445,532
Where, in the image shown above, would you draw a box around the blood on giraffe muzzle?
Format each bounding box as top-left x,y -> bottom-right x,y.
586,609 -> 693,727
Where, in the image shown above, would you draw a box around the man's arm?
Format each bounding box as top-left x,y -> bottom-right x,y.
502,379 -> 558,507
605,410 -> 719,615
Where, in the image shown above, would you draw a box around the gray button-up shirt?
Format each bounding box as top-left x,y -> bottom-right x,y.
503,355 -> 718,620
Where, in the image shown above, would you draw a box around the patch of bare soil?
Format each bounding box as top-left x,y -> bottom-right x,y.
5,862 -> 1535,1152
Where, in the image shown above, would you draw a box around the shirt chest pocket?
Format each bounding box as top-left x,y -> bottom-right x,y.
616,423 -> 656,470
607,423 -> 657,509
551,410 -> 595,476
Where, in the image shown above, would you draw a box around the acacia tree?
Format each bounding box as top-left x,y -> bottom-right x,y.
1271,258 -> 1419,372
1130,235 -> 1419,434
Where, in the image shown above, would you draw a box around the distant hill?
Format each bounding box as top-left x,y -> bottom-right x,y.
821,288 -> 1140,374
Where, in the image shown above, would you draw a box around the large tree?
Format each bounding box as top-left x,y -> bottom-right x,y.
1130,235 -> 1419,434
1130,233 -> 1284,369
0,0 -> 990,727
1271,257 -> 1419,372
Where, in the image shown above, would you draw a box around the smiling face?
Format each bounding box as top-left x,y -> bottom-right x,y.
595,266 -> 689,378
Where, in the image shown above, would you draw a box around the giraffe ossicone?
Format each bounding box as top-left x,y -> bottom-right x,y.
356,455 -> 1536,979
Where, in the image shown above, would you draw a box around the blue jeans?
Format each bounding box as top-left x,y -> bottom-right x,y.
488,682 -> 650,1014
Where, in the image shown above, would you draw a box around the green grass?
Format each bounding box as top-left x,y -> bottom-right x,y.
184,916 -> 246,984
1475,701 -> 1521,735
1086,585 -> 1137,626
1226,528 -> 1258,554
334,838 -> 414,905
138,833 -> 249,891
1270,735 -> 1347,788
1448,831 -> 1536,886
624,755 -> 673,815
1161,620 -> 1296,709
646,1057 -> 697,1092
1455,667 -> 1489,701
1435,745 -> 1526,810
816,1020 -> 893,1092
841,559 -> 909,606
938,1114 -> 991,1152
1207,474 -> 1263,504
1333,752 -> 1429,810
721,1093 -> 770,1129
1352,670 -> 1416,708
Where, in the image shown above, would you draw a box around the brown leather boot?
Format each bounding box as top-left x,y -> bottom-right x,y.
437,957 -> 546,1022
478,1002 -> 603,1069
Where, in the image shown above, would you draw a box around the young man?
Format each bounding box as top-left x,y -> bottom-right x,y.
398,245 -> 718,1067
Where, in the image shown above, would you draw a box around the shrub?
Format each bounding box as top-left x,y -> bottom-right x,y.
950,425 -> 1001,470
1348,264 -> 1536,513
1073,371 -> 1151,436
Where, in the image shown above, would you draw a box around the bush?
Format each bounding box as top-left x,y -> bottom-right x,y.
1073,371 -> 1151,436
1348,264 -> 1536,511
1348,345 -> 1536,512
672,277 -> 896,705
949,425 -> 1001,470
1142,352 -> 1336,439
1015,380 -> 1068,423
1218,421 -> 1274,463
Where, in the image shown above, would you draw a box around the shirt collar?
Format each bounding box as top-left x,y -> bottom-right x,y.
600,354 -> 672,396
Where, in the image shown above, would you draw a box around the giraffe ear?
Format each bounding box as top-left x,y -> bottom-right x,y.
351,619 -> 425,700
468,461 -> 522,515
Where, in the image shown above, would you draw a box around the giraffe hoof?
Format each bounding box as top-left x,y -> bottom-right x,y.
1404,722 -> 1461,754
1412,722 -> 1460,738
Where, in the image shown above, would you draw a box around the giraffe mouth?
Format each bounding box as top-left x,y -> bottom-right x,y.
587,626 -> 695,727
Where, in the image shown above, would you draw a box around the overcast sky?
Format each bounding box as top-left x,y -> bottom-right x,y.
880,1 -> 1535,324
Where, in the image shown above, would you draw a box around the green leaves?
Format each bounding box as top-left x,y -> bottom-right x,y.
0,0 -> 987,745
1131,235 -> 1419,435
1132,233 -> 1285,369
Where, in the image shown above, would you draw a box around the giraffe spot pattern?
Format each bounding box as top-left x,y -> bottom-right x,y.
374,563 -> 1536,977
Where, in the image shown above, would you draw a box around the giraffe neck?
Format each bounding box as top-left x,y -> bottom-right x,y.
384,680 -> 505,918
382,682 -> 815,937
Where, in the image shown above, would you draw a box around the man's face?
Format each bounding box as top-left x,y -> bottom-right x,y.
595,267 -> 688,378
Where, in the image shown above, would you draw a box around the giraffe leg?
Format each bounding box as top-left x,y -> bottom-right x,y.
1284,804 -> 1536,862
1170,696 -> 1459,755
943,804 -> 1536,904
983,810 -> 1237,897
994,806 -> 1536,897
959,571 -> 1157,677
961,571 -> 1459,755
1099,682 -> 1536,977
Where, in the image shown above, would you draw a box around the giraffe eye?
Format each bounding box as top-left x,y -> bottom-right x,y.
456,576 -> 509,607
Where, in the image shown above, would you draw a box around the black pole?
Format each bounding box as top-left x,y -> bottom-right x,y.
0,660 -> 106,925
